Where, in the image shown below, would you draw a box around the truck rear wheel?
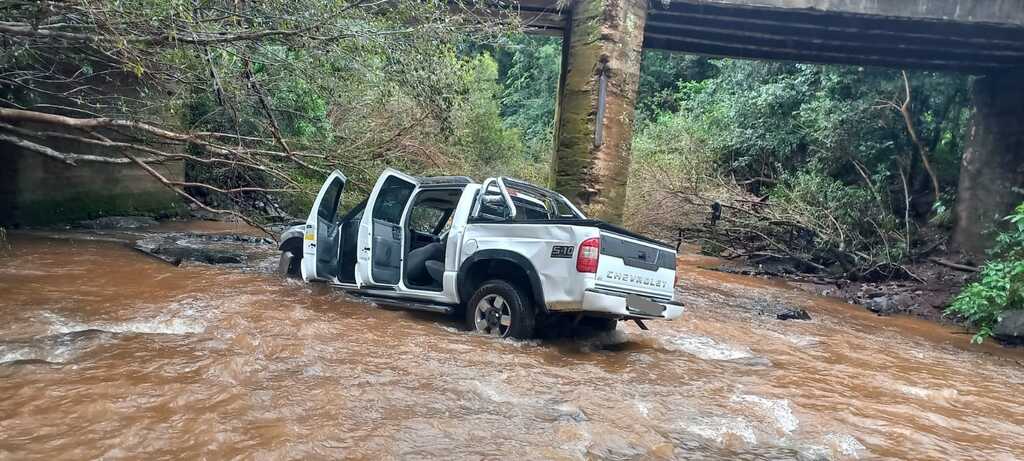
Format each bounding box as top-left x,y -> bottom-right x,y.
466,280 -> 536,339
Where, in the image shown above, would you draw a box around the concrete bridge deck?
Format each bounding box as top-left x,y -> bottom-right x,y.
514,0 -> 1024,71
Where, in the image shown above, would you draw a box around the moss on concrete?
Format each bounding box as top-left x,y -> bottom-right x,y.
551,0 -> 647,224
10,191 -> 188,227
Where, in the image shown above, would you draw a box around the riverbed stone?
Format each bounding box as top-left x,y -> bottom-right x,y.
993,310 -> 1024,346
134,235 -> 246,266
78,216 -> 158,229
776,308 -> 812,321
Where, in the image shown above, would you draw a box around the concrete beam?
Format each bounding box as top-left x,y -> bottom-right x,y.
645,1 -> 1024,71
492,1 -> 1024,70
642,33 -> 1010,72
675,0 -> 1024,26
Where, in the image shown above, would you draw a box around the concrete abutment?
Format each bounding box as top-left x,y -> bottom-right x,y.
952,69 -> 1024,257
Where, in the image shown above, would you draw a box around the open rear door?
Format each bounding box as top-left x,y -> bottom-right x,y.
356,168 -> 419,287
301,170 -> 347,282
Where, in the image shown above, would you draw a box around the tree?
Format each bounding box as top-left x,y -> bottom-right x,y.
0,0 -> 517,233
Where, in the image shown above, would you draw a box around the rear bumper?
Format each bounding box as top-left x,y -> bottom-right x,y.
571,289 -> 684,320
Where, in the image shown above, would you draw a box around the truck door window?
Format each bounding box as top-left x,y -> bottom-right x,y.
369,175 -> 416,285
317,181 -> 343,221
409,206 -> 446,233
372,177 -> 415,224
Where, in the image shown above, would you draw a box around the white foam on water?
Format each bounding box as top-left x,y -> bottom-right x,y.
436,324 -> 465,335
302,366 -> 323,377
787,334 -> 821,348
470,379 -> 526,405
732,394 -> 799,434
498,337 -> 541,348
686,416 -> 758,446
896,384 -> 959,402
0,268 -> 53,276
42,311 -> 205,336
634,400 -> 650,418
553,402 -> 587,422
0,347 -> 36,363
664,334 -> 754,361
806,433 -> 866,460
579,329 -> 631,352
0,343 -> 75,364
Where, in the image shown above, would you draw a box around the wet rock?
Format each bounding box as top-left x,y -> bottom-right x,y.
77,216 -> 157,229
188,207 -> 223,221
994,310 -> 1024,346
776,308 -> 811,321
862,293 -> 917,316
753,300 -> 809,321
862,296 -> 898,315
134,235 -> 246,266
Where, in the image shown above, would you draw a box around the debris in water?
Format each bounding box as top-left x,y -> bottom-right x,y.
777,308 -> 812,321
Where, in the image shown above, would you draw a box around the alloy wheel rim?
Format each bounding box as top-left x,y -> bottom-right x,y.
474,294 -> 511,337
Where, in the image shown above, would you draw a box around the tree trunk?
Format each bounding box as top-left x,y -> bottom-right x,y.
952,70 -> 1024,258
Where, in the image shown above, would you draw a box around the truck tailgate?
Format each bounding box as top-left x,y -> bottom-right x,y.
595,231 -> 676,301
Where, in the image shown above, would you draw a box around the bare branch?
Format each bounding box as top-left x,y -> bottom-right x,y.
122,152 -> 277,241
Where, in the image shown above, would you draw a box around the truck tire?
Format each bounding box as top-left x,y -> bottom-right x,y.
278,250 -> 301,278
466,280 -> 536,339
278,237 -> 303,278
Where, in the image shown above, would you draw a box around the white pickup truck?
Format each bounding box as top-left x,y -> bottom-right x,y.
278,168 -> 683,338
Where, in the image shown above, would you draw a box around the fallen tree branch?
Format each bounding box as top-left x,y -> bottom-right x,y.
929,257 -> 980,273
0,120 -> 301,188
123,152 -> 277,241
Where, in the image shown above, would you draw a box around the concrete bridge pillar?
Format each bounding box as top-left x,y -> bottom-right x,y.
953,69 -> 1024,257
551,0 -> 647,223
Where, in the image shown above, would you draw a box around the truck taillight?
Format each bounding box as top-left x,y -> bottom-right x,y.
576,237 -> 600,273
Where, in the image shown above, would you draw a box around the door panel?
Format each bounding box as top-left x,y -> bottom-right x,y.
372,219 -> 402,284
301,170 -> 346,281
336,202 -> 365,284
357,169 -> 419,286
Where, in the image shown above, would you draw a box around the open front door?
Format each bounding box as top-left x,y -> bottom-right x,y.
301,170 -> 347,282
356,169 -> 419,287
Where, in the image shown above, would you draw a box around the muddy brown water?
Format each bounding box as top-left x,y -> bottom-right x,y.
1,230 -> 1023,460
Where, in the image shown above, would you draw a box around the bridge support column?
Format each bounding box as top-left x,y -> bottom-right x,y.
953,69 -> 1024,257
551,0 -> 647,223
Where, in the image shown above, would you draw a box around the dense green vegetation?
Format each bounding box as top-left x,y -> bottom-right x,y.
484,43 -> 972,278
946,203 -> 1024,342
625,58 -> 969,277
0,0 -> 525,222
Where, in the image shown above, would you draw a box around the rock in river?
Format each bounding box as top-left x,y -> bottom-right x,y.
753,300 -> 812,321
78,216 -> 158,229
776,308 -> 812,321
134,235 -> 246,266
994,310 -> 1024,346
